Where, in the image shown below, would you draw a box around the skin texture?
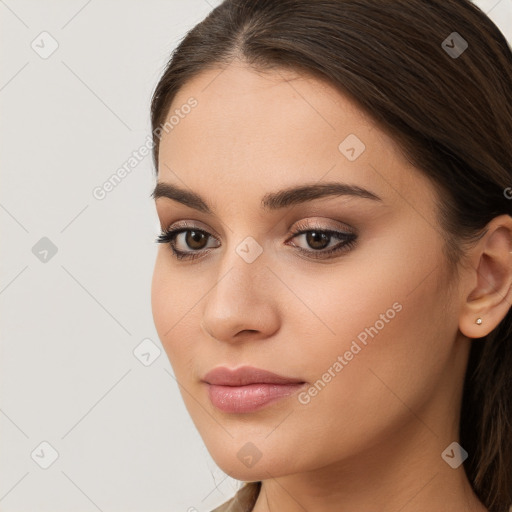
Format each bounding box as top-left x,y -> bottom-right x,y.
151,60 -> 512,511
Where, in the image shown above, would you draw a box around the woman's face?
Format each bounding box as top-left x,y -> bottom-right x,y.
151,60 -> 468,481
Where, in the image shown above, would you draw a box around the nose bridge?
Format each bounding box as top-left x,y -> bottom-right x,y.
201,233 -> 279,341
210,232 -> 269,311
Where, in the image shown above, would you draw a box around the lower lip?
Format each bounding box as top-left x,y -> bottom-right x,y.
206,382 -> 306,413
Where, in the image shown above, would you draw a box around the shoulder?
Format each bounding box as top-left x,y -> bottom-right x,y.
209,481 -> 262,512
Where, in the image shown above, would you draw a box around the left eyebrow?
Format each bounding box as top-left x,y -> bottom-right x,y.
151,181 -> 382,214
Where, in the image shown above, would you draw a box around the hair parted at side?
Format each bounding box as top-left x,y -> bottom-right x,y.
150,1 -> 512,510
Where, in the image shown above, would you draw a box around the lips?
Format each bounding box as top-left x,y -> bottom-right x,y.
202,365 -> 305,386
202,365 -> 307,413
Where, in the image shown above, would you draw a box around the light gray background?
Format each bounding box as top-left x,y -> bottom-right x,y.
1,1 -> 511,511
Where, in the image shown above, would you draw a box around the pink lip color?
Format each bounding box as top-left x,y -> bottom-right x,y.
202,365 -> 306,413
207,382 -> 306,413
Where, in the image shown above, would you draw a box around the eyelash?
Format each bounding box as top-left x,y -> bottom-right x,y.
155,222 -> 357,261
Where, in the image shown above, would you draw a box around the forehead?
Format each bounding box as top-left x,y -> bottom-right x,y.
157,60 -> 437,215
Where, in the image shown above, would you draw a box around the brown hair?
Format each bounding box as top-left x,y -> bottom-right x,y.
150,1 -> 512,510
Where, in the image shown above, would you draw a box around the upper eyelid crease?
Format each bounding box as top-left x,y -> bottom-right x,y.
151,181 -> 383,214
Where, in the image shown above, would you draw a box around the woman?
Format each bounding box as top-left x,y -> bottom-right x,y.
149,1 -> 512,511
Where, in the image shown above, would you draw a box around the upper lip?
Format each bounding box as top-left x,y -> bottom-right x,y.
202,365 -> 305,386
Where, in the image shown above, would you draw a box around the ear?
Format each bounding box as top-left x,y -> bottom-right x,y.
459,214 -> 512,339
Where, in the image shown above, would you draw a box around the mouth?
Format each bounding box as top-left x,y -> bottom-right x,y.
202,365 -> 307,413
205,382 -> 307,413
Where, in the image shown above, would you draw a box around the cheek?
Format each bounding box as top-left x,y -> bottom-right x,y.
289,234 -> 453,439
151,252 -> 191,363
151,252 -> 170,340
151,251 -> 214,383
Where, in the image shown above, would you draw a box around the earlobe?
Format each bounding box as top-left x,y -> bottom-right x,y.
459,215 -> 512,339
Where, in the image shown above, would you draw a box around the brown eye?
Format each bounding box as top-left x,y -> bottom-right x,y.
304,231 -> 331,250
156,227 -> 220,261
287,227 -> 357,260
155,224 -> 357,262
185,230 -> 209,250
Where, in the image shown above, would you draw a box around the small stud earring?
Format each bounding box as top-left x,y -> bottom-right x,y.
475,317 -> 482,325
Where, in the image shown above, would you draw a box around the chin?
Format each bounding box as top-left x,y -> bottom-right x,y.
205,439 -> 295,481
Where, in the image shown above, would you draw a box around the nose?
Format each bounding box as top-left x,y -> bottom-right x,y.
200,243 -> 280,344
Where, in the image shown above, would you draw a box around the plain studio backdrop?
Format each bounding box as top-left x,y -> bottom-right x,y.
1,1 -> 511,511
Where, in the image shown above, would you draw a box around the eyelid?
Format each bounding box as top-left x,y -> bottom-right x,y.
289,217 -> 356,237
164,217 -> 356,242
165,219 -> 221,238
